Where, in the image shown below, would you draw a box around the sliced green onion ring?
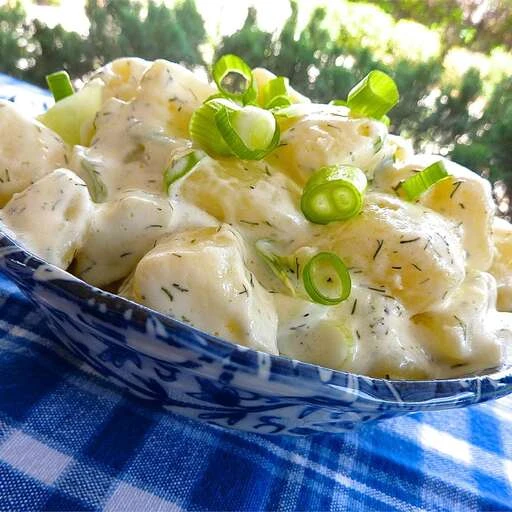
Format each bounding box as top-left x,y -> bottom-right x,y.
401,160 -> 449,201
303,252 -> 351,305
261,76 -> 292,109
215,105 -> 280,160
189,98 -> 236,157
163,149 -> 206,193
80,157 -> 107,203
46,70 -> 74,102
212,54 -> 257,104
301,165 -> 367,224
347,70 -> 399,119
255,239 -> 296,294
265,95 -> 293,109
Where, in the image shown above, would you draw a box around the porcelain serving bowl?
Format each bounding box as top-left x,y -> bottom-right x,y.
1,229 -> 511,435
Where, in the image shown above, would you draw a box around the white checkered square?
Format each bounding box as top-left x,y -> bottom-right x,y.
105,482 -> 181,512
0,430 -> 72,485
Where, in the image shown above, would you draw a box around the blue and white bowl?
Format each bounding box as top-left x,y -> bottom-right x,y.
1,83 -> 511,434
1,229 -> 511,435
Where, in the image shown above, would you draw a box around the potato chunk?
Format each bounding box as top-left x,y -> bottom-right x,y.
374,155 -> 495,271
123,226 -> 278,354
174,155 -> 311,244
69,60 -> 214,202
413,271 -> 504,375
90,57 -> 151,102
317,193 -> 465,314
270,111 -> 391,184
73,191 -> 173,287
0,100 -> 68,206
276,285 -> 432,379
0,169 -> 92,268
134,59 -> 216,139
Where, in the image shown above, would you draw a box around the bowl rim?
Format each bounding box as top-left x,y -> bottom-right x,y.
1,227 -> 511,405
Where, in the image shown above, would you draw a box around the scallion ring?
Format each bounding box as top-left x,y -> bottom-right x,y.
255,239 -> 295,294
301,165 -> 367,224
46,71 -> 74,102
303,252 -> 351,305
163,149 -> 206,193
347,70 -> 399,119
401,160 -> 449,201
189,98 -> 236,157
215,105 -> 280,160
212,54 -> 257,104
265,95 -> 293,109
261,76 -> 292,109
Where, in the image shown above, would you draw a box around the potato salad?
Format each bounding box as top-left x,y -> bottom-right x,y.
1,55 -> 511,380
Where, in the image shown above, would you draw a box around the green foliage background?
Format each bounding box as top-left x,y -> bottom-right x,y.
1,0 -> 511,190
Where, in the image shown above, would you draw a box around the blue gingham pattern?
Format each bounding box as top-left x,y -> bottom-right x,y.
1,75 -> 512,510
1,272 -> 512,511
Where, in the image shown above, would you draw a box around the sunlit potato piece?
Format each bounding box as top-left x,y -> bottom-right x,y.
0,100 -> 68,207
315,192 -> 465,315
276,285 -> 432,379
413,271 -> 504,375
268,111 -> 392,185
134,59 -> 216,139
252,67 -> 311,105
173,155 -> 311,244
0,168 -> 92,269
489,217 -> 512,311
122,226 -> 278,354
72,191 -> 173,287
374,155 -> 495,271
90,57 -> 151,102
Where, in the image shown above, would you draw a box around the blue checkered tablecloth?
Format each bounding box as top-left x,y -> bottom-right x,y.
1,76 -> 512,511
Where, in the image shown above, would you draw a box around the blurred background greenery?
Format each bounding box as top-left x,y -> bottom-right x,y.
1,0 -> 511,203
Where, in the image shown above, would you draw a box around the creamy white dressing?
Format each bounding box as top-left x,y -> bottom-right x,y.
1,57 -> 511,379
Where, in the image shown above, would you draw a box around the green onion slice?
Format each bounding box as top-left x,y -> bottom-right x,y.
212,54 -> 257,104
46,70 -> 74,102
347,70 -> 399,119
215,105 -> 280,160
80,158 -> 107,203
189,98 -> 236,157
401,160 -> 449,201
301,165 -> 367,224
329,99 -> 348,107
255,239 -> 296,294
164,149 -> 206,193
265,95 -> 293,109
261,76 -> 292,109
303,252 -> 351,305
